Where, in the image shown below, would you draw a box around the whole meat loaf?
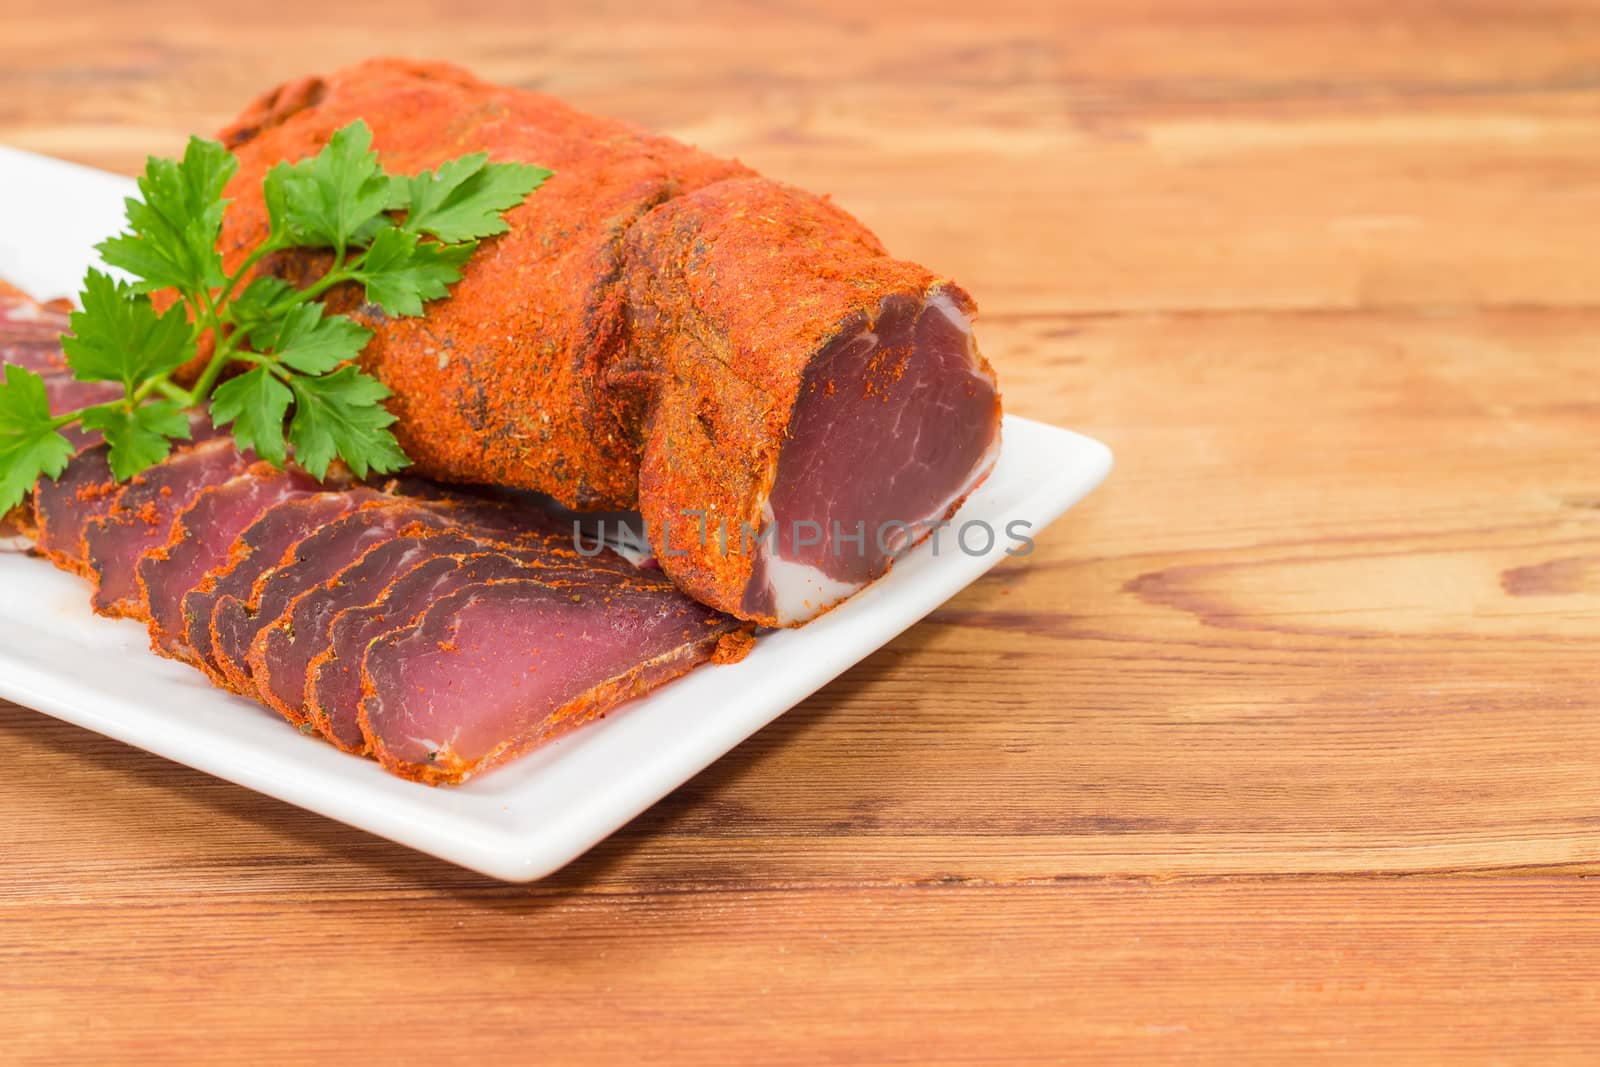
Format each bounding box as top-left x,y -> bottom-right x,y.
217,58 -> 1003,626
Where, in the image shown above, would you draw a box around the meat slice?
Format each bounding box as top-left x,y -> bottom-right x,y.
0,289 -> 114,448
0,285 -> 70,373
360,575 -> 745,784
1,339 -> 66,374
30,415 -> 229,576
307,551 -> 558,751
216,58 -> 1002,626
250,528 -> 486,724
37,370 -> 122,450
82,440 -> 249,617
182,491 -> 377,681
138,464 -> 324,661
209,503 -> 451,696
39,369 -> 121,413
30,444 -> 117,574
252,517 -> 617,727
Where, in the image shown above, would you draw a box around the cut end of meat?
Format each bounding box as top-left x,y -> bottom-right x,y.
741,285 -> 1001,625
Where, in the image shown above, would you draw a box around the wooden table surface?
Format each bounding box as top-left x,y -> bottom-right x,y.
4,0 -> 1598,1061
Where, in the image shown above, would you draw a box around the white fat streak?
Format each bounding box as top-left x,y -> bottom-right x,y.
928,287 -> 992,377
757,498 -> 864,626
765,556 -> 866,627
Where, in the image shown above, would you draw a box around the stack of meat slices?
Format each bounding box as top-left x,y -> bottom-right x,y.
5,286 -> 751,786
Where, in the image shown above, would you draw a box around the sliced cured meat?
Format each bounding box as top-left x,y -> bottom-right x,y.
38,369 -> 120,412
250,528 -> 486,724
1,338 -> 66,374
0,286 -> 70,372
209,502 -> 450,696
29,414 -> 228,576
360,575 -> 745,783
37,370 -> 121,450
376,478 -> 586,554
182,491 -> 377,681
82,440 -> 249,617
217,58 -> 1002,626
30,444 -> 116,574
253,518 -> 618,728
138,465 -> 323,661
308,551 -> 556,751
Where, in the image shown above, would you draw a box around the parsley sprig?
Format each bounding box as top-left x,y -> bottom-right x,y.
0,122 -> 549,512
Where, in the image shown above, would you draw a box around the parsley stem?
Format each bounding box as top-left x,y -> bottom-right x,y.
212,237 -> 283,310
297,249 -> 363,305
184,333 -> 236,406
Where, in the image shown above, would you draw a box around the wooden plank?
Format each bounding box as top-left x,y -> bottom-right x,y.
4,878 -> 1598,1063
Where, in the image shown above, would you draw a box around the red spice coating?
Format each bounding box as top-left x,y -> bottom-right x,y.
214,59 -> 998,623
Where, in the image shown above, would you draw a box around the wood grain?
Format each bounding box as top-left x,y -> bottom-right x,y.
3,0 -> 1598,1061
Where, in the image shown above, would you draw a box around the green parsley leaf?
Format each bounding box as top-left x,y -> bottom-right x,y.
401,154 -> 550,243
97,136 -> 237,295
211,365 -> 292,466
286,366 -> 408,480
261,121 -> 391,253
229,276 -> 297,334
355,226 -> 474,317
0,365 -> 75,513
79,399 -> 192,480
61,270 -> 196,391
247,303 -> 371,376
13,120 -> 553,506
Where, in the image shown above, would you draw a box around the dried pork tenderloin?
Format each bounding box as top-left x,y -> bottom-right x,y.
210,502 -> 454,695
209,485 -> 600,697
82,439 -> 251,616
251,527 -> 485,724
0,281 -> 70,373
253,523 -> 624,727
31,414 -> 229,576
181,491 -> 379,678
215,58 -> 1002,626
308,549 -> 581,750
2,336 -> 67,373
360,573 -> 745,784
0,291 -> 118,449
30,444 -> 115,574
139,464 -> 325,659
39,370 -> 121,415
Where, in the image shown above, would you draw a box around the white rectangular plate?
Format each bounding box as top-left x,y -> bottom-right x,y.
0,145 -> 1112,881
